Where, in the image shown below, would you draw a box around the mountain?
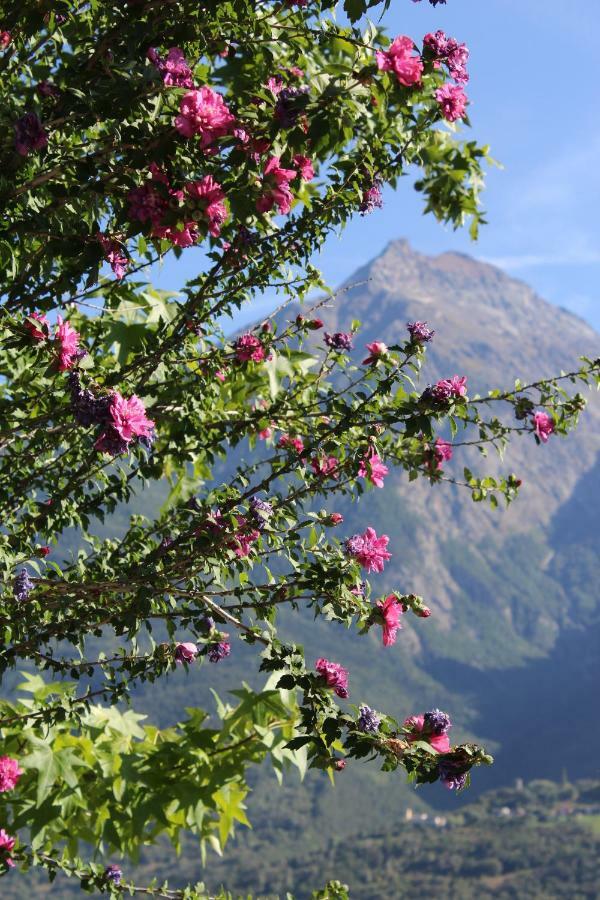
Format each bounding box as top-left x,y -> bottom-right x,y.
17,240 -> 600,898
127,240 -> 600,890
296,239 -> 600,779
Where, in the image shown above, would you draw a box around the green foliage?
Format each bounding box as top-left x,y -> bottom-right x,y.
0,0 -> 597,896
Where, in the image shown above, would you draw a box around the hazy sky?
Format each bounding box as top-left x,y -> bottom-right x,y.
152,0 -> 600,332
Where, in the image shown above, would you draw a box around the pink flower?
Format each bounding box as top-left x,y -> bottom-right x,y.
328,513 -> 344,526
376,35 -> 423,87
256,155 -> 297,215
278,434 -> 304,454
54,316 -> 81,371
266,75 -> 285,95
98,233 -> 128,280
532,411 -> 555,443
235,333 -> 266,363
109,392 -> 155,443
311,456 -> 339,479
362,341 -> 388,365
154,220 -> 199,249
345,527 -> 392,574
424,31 -> 469,85
185,176 -> 228,237
215,369 -> 227,383
377,595 -> 404,647
404,714 -> 451,753
358,452 -> 389,489
429,375 -> 467,402
175,87 -> 236,149
0,757 -> 23,792
175,642 -> 198,664
229,515 -> 260,558
0,829 -> 15,867
25,311 -> 49,341
0,31 -> 11,49
148,46 -> 194,88
428,438 -> 453,471
292,154 -> 314,181
435,83 -> 468,122
315,658 -> 349,698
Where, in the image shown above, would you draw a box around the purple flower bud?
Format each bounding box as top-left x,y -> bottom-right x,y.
104,865 -> 122,884
424,708 -> 452,735
357,705 -> 381,733
13,569 -> 33,601
407,321 -> 435,344
198,615 -> 215,634
207,641 -> 231,663
324,332 -> 354,351
249,496 -> 273,530
359,180 -> 383,215
438,760 -> 468,791
274,86 -> 309,127
15,112 -> 48,156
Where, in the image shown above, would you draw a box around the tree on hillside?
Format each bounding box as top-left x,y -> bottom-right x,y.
0,0 -> 596,896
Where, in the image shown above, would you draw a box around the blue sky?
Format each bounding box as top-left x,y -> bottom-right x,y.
152,0 -> 600,332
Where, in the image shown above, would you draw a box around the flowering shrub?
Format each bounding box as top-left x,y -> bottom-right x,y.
0,0 -> 597,897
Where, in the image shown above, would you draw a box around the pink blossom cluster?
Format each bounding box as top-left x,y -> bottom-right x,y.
427,437 -> 453,471
228,515 -> 261,558
234,333 -> 266,363
148,46 -> 194,88
311,455 -> 339,479
424,375 -> 467,403
128,166 -> 228,247
532,410 -> 555,443
424,30 -> 469,84
376,36 -> 423,87
175,87 -> 236,150
435,83 -> 468,122
315,657 -> 349,698
26,312 -> 84,371
185,176 -> 228,237
256,156 -> 297,215
345,527 -> 392,574
55,316 -> 82,371
199,510 -> 260,558
95,392 -> 155,455
0,756 -> 23,792
0,829 -> 15,867
98,233 -> 128,280
0,31 -> 11,49
278,434 -> 304,454
358,451 -> 388,488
